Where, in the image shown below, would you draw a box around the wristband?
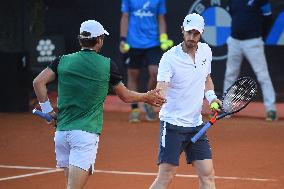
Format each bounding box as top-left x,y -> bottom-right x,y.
205,90 -> 217,104
39,99 -> 53,113
120,36 -> 127,42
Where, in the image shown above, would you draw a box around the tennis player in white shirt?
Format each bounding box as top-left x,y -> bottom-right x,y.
149,13 -> 221,189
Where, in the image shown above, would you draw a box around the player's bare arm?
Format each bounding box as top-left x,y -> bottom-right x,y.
119,13 -> 129,53
33,67 -> 56,103
113,82 -> 166,107
33,67 -> 57,124
156,81 -> 169,99
204,74 -> 222,109
158,15 -> 167,34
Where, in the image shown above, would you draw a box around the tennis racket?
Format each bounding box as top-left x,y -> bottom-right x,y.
32,109 -> 54,122
191,77 -> 257,143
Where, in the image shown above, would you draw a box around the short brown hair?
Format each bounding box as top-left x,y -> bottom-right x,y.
78,31 -> 98,48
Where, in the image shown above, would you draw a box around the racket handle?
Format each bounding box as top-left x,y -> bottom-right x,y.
32,109 -> 54,122
191,122 -> 212,143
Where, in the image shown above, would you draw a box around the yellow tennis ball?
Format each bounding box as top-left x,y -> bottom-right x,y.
210,102 -> 219,110
167,40 -> 174,47
123,44 -> 130,52
161,42 -> 168,51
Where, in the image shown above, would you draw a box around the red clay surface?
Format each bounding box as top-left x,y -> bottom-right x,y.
0,96 -> 284,189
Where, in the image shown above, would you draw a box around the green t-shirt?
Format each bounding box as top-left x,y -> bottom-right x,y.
48,50 -> 122,134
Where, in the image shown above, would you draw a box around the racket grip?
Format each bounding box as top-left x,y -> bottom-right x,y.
32,109 -> 54,122
191,122 -> 212,143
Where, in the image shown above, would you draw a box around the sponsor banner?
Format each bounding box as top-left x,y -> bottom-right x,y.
30,36 -> 65,71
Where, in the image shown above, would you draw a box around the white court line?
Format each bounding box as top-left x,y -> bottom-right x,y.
0,169 -> 63,181
0,165 -> 277,182
0,165 -> 53,170
94,170 -> 277,182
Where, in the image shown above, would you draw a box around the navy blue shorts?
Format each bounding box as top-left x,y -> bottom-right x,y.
123,46 -> 162,69
158,121 -> 212,166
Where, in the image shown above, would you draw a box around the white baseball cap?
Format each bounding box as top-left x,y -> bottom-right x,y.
79,20 -> 109,38
183,13 -> 205,34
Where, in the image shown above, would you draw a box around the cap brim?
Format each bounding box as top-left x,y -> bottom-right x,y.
104,30 -> 109,35
184,26 -> 203,34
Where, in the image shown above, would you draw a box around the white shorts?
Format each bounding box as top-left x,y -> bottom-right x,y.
54,130 -> 99,174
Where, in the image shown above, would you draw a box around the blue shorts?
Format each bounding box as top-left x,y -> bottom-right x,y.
123,46 -> 162,69
158,121 -> 212,166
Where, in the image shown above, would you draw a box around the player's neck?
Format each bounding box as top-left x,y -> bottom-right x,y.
182,42 -> 197,55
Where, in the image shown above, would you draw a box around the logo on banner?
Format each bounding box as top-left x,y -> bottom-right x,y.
188,0 -> 230,60
36,39 -> 56,63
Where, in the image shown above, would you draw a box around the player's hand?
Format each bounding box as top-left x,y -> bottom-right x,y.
160,33 -> 174,51
145,88 -> 167,107
47,111 -> 57,127
210,99 -> 222,112
119,41 -> 130,54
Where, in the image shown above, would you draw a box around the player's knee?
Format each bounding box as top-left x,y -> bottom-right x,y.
156,168 -> 176,185
199,168 -> 215,186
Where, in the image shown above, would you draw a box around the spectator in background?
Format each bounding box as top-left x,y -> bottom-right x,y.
119,0 -> 173,123
224,0 -> 278,121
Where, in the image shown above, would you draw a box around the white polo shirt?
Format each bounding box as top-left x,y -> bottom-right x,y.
157,42 -> 212,127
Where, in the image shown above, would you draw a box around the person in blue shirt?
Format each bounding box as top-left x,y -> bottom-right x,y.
224,0 -> 278,121
120,0 -> 173,123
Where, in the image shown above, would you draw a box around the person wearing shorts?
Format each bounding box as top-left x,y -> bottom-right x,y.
149,13 -> 221,189
119,0 -> 173,122
33,20 -> 165,189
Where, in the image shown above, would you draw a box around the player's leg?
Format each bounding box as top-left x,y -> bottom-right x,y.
186,124 -> 215,189
224,37 -> 243,93
149,121 -> 184,189
67,130 -> 100,189
192,159 -> 215,189
64,168 -> 69,186
54,131 -> 70,186
149,163 -> 178,189
243,37 -> 277,120
67,165 -> 90,189
144,47 -> 162,121
125,49 -> 144,122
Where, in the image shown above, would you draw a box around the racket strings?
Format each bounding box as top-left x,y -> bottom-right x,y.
222,78 -> 257,113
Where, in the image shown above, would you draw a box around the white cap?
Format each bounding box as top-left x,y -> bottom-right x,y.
79,20 -> 109,38
183,13 -> 205,34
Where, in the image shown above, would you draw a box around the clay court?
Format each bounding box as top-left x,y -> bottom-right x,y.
0,96 -> 283,189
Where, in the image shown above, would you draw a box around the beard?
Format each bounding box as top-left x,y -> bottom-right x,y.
184,40 -> 197,49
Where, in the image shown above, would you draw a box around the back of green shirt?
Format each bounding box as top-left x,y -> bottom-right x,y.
56,50 -> 110,134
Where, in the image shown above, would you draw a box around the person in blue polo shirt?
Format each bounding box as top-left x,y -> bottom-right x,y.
224,0 -> 278,121
119,0 -> 173,123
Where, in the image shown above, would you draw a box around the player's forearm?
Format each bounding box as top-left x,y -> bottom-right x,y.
33,78 -> 49,103
158,15 -> 167,34
156,81 -> 168,99
204,75 -> 218,104
33,68 -> 56,103
114,83 -> 147,103
205,75 -> 214,92
120,13 -> 128,38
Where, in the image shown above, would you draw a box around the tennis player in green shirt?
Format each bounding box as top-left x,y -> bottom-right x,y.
33,20 -> 165,189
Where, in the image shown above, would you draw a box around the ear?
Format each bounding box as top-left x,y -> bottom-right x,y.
181,26 -> 184,33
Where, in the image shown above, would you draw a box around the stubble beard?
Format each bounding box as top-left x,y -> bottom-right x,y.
184,40 -> 197,50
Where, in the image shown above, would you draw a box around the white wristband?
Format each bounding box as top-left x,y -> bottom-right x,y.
39,100 -> 53,113
205,90 -> 217,104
